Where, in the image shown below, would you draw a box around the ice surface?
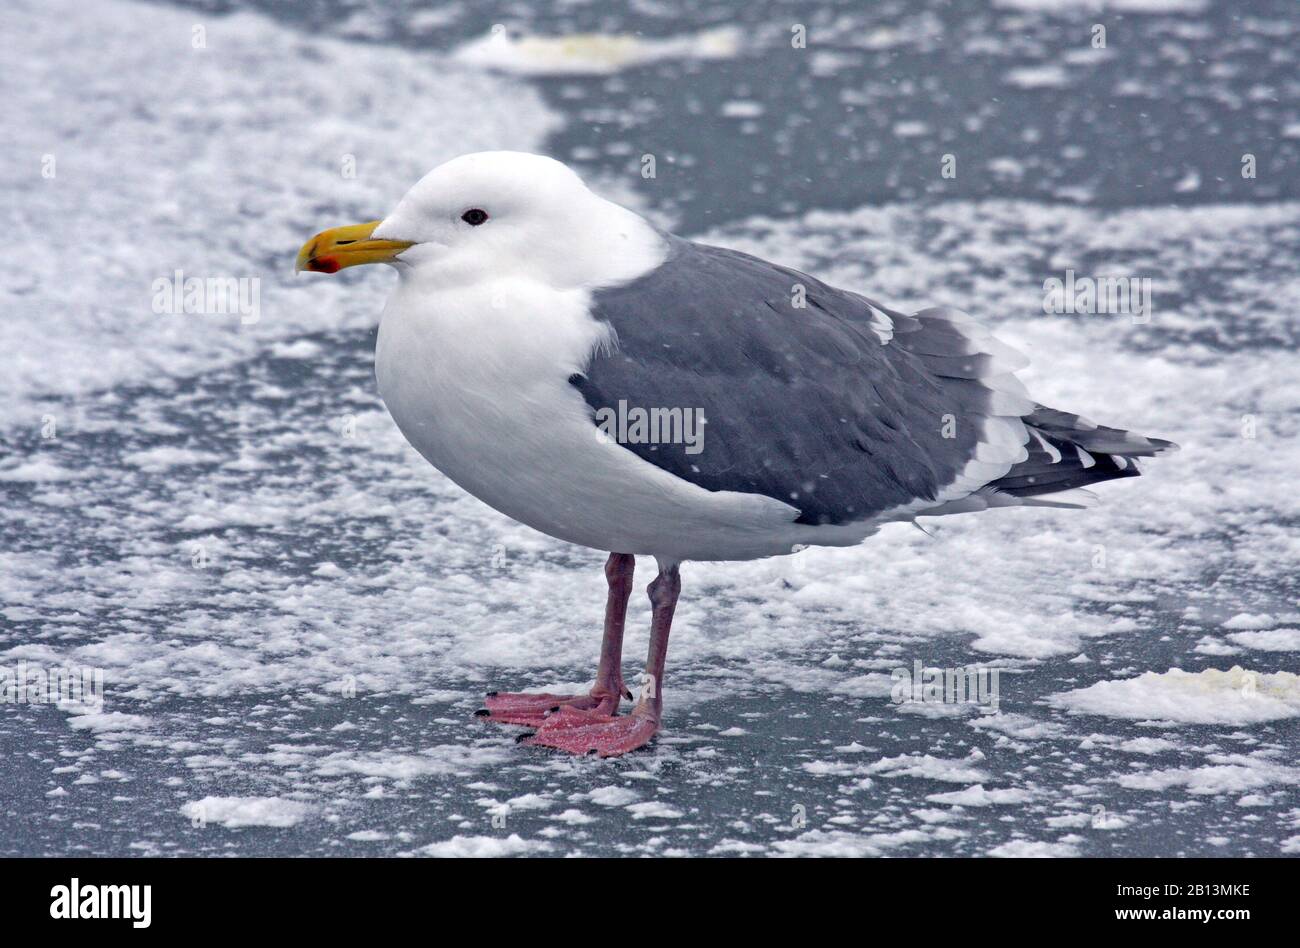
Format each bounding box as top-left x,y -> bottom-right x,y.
7,191 -> 1294,856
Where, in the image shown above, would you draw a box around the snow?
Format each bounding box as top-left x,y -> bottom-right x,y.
626,801 -> 685,820
345,830 -> 389,842
451,26 -> 740,77
314,746 -> 513,780
1228,629 -> 1300,652
418,834 -> 551,857
181,796 -> 314,828
587,786 -> 642,807
989,839 -> 1079,858
1118,757 -> 1300,796
1118,737 -> 1180,755
1005,66 -> 1071,90
926,785 -> 1035,807
0,461 -> 85,482
1050,668 -> 1300,724
65,712 -> 151,734
773,828 -> 936,857
122,448 -> 223,472
866,753 -> 991,784
546,809 -> 596,825
1223,613 -> 1279,630
722,101 -> 766,119
502,793 -> 555,812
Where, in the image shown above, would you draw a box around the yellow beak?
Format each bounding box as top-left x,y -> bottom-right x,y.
295,221 -> 413,273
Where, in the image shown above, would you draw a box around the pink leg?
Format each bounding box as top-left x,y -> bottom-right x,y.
477,553 -> 635,727
526,562 -> 680,757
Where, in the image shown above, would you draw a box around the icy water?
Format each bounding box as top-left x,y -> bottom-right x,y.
2,0 -> 1298,856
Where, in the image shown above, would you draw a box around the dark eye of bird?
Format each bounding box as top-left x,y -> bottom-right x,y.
461,208 -> 489,226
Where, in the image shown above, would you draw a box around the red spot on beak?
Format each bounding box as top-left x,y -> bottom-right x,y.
313,257 -> 340,273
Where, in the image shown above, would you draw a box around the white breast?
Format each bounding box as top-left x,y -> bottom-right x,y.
374,273 -> 807,562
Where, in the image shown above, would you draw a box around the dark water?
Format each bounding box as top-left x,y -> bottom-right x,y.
167,0 -> 1300,232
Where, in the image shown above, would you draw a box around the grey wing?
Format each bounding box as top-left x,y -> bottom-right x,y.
572,237 -> 1034,525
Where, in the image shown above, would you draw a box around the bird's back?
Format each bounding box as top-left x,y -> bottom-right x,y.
576,236 -> 1175,531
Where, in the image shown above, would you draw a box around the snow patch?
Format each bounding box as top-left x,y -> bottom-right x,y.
1050,668 -> 1300,724
181,796 -> 314,828
418,834 -> 551,857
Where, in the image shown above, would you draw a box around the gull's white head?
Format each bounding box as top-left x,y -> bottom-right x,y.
297,151 -> 664,289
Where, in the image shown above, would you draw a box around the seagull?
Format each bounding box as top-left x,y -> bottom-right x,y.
296,151 -> 1176,757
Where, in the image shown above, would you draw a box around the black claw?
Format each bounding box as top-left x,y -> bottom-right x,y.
485,691 -> 498,697
548,705 -> 561,713
622,688 -> 634,701
474,709 -> 491,717
515,732 -> 533,744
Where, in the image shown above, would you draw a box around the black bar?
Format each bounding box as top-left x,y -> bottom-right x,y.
1,857 -> 1286,932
